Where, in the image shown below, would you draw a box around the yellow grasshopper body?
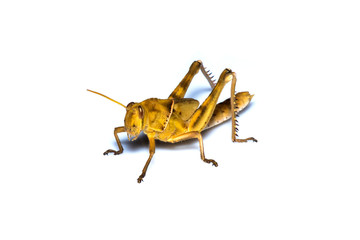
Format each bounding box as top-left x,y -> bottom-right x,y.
88,60 -> 257,183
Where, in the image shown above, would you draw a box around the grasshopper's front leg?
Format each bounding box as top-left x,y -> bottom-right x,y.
103,126 -> 125,155
137,135 -> 155,183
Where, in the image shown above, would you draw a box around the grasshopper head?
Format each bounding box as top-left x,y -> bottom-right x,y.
86,89 -> 144,141
124,102 -> 144,141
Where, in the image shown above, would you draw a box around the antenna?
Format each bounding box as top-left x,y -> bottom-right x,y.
87,89 -> 126,108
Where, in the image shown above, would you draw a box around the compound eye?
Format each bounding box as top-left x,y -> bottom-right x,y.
138,106 -> 144,119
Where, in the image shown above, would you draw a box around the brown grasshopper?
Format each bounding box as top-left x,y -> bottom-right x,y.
88,60 -> 257,183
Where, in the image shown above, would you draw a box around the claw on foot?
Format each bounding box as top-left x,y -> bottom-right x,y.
204,159 -> 218,167
137,174 -> 145,183
103,149 -> 123,155
234,137 -> 258,143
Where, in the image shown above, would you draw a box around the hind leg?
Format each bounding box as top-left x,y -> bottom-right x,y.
188,68 -> 234,132
168,60 -> 216,99
230,73 -> 258,143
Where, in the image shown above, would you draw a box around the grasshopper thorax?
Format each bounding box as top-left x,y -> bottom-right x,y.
124,102 -> 144,141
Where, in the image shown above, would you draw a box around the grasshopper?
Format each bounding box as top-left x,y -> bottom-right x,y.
88,60 -> 257,183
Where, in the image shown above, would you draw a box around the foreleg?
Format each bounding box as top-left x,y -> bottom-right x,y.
103,126 -> 125,155
137,136 -> 156,183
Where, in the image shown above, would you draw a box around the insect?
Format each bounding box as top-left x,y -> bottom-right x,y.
88,60 -> 257,183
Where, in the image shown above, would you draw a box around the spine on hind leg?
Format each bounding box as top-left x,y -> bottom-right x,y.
204,92 -> 253,130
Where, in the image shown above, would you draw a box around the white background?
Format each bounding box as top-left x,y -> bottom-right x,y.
1,0 -> 359,239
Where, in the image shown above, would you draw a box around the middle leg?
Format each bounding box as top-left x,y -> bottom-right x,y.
168,131 -> 218,167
